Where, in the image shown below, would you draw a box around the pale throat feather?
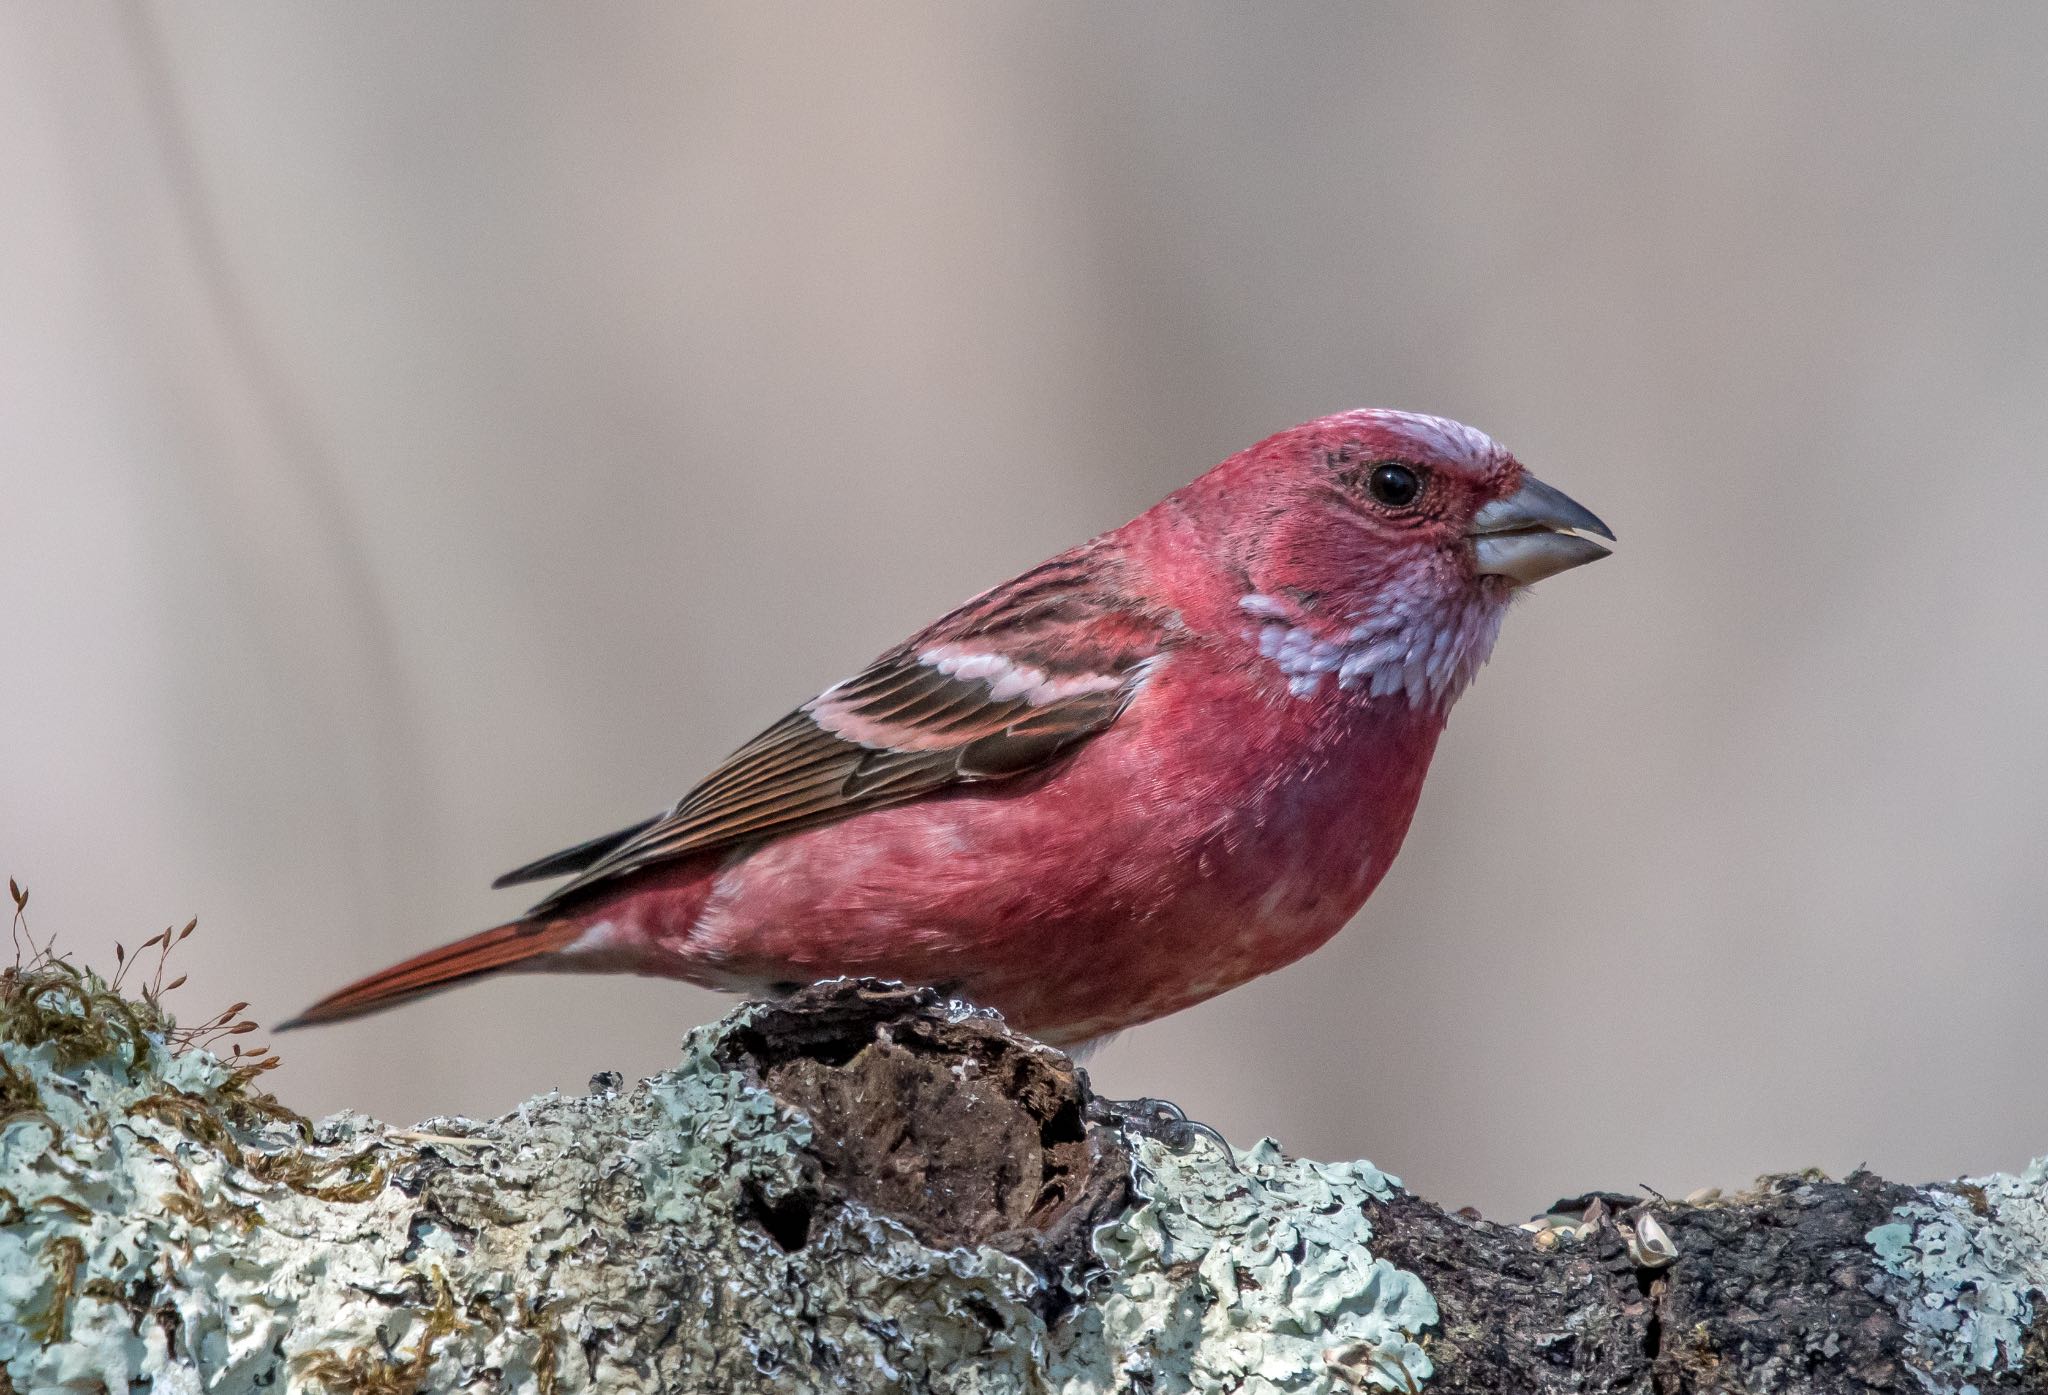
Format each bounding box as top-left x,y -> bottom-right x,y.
1239,580 -> 1509,710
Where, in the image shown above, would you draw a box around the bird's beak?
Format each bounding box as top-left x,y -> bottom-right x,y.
1468,472 -> 1615,586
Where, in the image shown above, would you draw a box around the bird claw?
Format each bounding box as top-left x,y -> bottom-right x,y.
1100,1096 -> 1240,1170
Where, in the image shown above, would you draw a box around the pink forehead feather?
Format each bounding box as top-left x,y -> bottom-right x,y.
1359,410 -> 1510,471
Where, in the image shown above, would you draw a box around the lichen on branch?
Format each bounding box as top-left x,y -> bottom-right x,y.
0,955 -> 1438,1393
4,905 -> 2047,1394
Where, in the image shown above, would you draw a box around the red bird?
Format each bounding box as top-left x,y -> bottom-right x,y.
284,410 -> 1611,1044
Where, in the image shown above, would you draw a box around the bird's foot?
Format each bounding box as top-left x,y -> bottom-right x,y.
1099,1095 -> 1240,1169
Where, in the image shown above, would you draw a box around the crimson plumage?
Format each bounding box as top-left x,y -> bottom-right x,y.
284,410 -> 1611,1043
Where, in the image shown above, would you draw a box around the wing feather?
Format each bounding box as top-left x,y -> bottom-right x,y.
489,816 -> 664,889
513,542 -> 1176,913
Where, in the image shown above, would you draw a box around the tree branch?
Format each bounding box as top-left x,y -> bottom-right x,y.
1,976 -> 2042,1392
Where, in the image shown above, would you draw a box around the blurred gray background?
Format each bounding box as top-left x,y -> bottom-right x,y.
4,3 -> 2045,1218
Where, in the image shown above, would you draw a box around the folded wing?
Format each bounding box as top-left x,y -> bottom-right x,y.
515,543 -> 1177,914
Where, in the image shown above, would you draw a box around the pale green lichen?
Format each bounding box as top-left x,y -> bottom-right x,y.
2,984 -> 1437,1393
1867,1157 -> 2048,1392
1053,1136 -> 1436,1394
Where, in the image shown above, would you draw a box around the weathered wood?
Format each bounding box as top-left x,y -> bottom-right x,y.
1,976 -> 2041,1393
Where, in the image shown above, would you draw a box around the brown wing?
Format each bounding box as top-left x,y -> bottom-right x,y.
515,544 -> 1176,914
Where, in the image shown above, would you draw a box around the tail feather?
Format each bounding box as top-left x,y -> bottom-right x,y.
276,918 -> 584,1030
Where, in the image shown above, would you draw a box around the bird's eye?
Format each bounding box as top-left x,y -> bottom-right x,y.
1367,463 -> 1424,508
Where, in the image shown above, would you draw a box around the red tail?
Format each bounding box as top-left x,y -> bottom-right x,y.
276,918 -> 584,1030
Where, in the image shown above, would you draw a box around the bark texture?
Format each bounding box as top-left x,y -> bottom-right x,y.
2,977 -> 2044,1394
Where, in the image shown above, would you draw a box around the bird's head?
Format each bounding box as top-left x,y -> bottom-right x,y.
1156,409 -> 1614,707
